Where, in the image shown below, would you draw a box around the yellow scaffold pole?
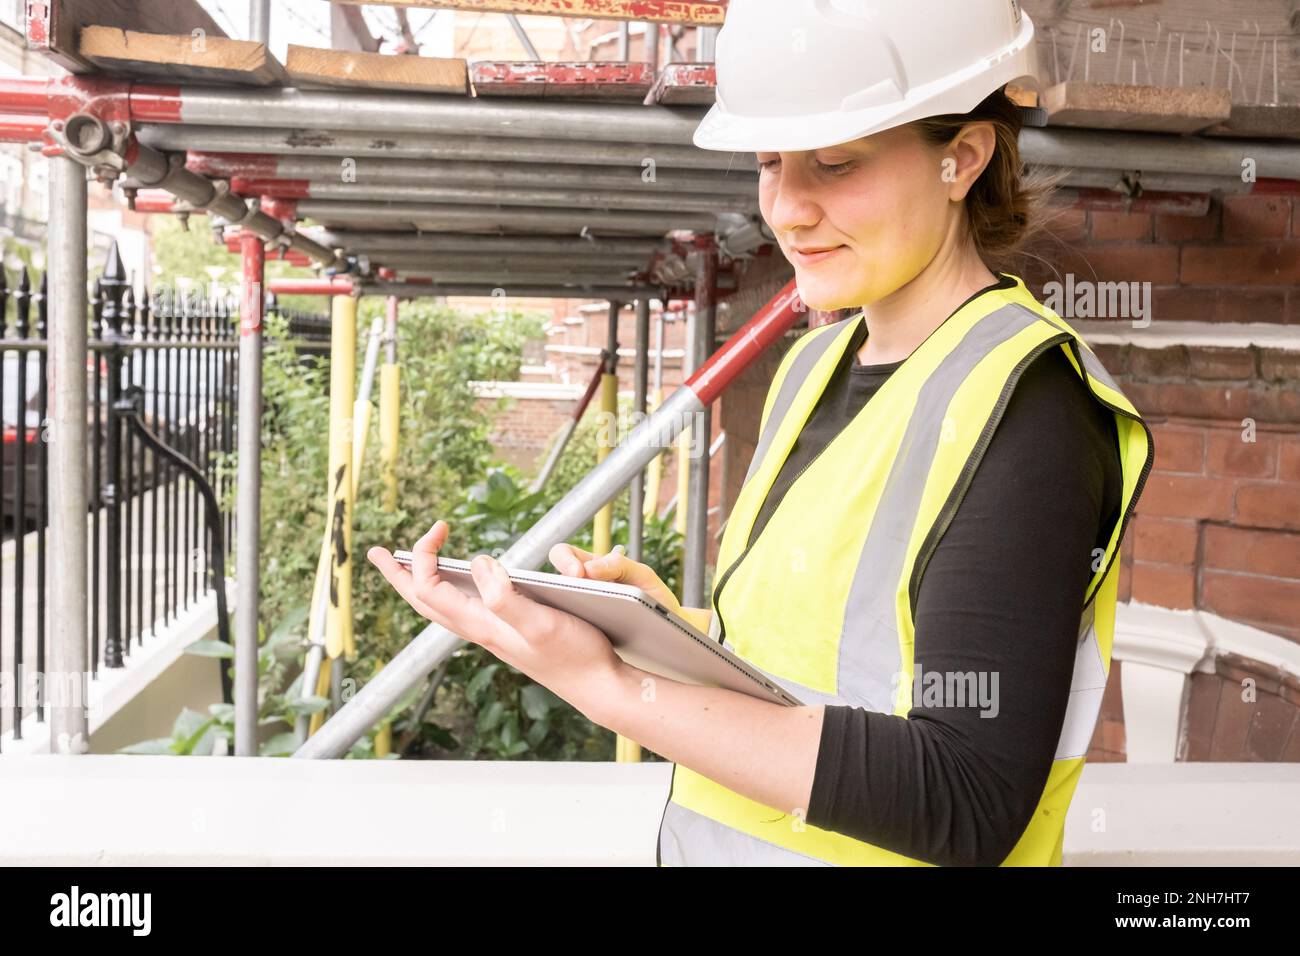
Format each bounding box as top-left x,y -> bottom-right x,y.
307,293 -> 357,736
593,300 -> 620,560
373,296 -> 402,757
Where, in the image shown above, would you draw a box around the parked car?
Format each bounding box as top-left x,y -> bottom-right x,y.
0,353 -> 223,528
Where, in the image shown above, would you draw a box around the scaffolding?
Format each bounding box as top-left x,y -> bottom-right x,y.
4,0 -> 1299,761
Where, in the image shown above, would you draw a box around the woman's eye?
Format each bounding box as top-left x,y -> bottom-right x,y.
816,160 -> 855,174
757,158 -> 853,174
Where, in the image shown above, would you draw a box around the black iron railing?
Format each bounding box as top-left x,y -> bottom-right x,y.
0,243 -> 331,747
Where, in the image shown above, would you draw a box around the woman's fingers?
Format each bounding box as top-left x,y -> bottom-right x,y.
550,543 -> 632,582
366,545 -> 442,622
584,551 -> 638,584
411,519 -> 450,590
549,542 -> 594,576
470,554 -> 544,644
551,542 -> 638,584
368,543 -> 511,652
549,542 -> 680,610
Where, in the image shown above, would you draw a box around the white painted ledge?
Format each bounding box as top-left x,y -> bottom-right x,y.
0,578 -> 235,755
0,755 -> 671,866
1073,320 -> 1300,351
542,344 -> 686,359
0,756 -> 1296,866
1063,763 -> 1300,866
471,380 -> 588,400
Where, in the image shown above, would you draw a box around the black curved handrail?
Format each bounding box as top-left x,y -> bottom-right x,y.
115,385 -> 233,705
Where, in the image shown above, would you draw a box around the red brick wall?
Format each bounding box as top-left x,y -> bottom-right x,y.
1014,196 -> 1300,646
1026,195 -> 1300,763
479,395 -> 575,451
1089,660 -> 1127,763
1021,195 -> 1300,324
1182,654 -> 1300,762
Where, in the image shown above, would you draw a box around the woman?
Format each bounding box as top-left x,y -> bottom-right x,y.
368,0 -> 1154,867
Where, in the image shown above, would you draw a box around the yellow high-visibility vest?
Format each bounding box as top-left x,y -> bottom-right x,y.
657,274 -> 1154,866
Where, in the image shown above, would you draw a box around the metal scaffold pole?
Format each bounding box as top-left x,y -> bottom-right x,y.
249,0 -> 271,45
641,307 -> 666,519
234,231 -> 265,756
674,302 -> 694,562
47,154 -> 89,753
627,296 -> 652,562
682,241 -> 718,608
295,280 -> 808,760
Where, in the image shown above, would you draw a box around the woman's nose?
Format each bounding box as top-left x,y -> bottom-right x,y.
762,170 -> 825,236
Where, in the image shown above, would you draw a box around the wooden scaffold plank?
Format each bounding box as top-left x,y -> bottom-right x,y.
79,26 -> 289,86
26,0 -> 229,73
286,45 -> 469,94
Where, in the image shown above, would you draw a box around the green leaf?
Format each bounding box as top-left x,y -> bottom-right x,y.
476,700 -> 504,734
502,739 -> 530,757
525,717 -> 550,749
185,639 -> 235,659
173,707 -> 209,740
419,719 -> 458,751
519,683 -> 558,721
345,736 -> 374,760
117,738 -> 175,755
178,716 -> 217,755
208,702 -> 236,722
465,662 -> 499,706
259,732 -> 298,757
190,724 -> 218,756
286,695 -> 330,718
268,602 -> 310,645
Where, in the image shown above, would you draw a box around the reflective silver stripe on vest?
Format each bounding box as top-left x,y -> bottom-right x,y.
1033,313 -> 1122,394
659,801 -> 832,866
741,320 -> 857,489
1056,588 -> 1106,760
836,303 -> 1045,711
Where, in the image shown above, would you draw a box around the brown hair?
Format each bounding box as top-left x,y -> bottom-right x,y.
911,87 -> 1066,276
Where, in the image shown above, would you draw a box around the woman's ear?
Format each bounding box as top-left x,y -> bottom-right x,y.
944,121 -> 997,203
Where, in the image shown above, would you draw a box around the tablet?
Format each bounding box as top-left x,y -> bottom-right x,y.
390,551 -> 802,707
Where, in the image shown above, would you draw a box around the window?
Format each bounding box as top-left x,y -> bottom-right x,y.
0,0 -> 22,33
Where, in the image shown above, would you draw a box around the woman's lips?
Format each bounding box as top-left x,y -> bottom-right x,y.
791,245 -> 845,266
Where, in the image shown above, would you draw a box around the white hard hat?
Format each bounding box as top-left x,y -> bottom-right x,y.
693,0 -> 1044,152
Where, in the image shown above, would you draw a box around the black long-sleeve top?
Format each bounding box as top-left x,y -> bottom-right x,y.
744,283 -> 1123,866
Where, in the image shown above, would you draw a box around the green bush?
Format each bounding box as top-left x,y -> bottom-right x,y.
124,289 -> 695,764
